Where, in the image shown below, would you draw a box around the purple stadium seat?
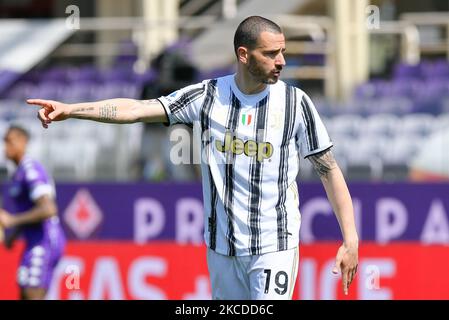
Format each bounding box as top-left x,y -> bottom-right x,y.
67,66 -> 100,83
420,60 -> 449,80
100,67 -> 134,83
393,63 -> 421,79
114,40 -> 138,65
42,67 -> 68,83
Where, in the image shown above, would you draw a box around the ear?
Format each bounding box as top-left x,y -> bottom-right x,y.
237,47 -> 248,64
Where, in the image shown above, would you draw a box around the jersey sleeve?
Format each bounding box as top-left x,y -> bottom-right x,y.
296,91 -> 333,158
157,81 -> 208,126
23,160 -> 55,201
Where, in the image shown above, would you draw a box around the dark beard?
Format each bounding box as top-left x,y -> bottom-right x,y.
247,58 -> 277,84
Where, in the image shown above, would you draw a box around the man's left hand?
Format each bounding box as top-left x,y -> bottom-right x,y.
332,242 -> 359,296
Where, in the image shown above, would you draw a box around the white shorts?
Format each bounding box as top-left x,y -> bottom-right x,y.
207,246 -> 299,300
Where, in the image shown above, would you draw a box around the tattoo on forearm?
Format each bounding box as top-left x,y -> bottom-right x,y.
309,149 -> 337,178
99,103 -> 117,120
71,106 -> 95,115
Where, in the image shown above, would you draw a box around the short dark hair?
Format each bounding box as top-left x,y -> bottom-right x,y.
233,16 -> 282,56
7,125 -> 30,141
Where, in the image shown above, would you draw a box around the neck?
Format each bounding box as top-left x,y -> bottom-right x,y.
234,68 -> 267,95
13,153 -> 25,166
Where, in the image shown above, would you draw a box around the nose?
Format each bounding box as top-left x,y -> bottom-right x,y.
275,52 -> 286,67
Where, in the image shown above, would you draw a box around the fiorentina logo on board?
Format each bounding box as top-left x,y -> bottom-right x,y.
63,189 -> 103,239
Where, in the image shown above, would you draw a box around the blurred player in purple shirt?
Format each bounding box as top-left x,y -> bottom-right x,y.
0,125 -> 66,300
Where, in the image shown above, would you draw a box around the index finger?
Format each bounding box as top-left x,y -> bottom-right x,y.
342,269 -> 349,295
26,99 -> 54,109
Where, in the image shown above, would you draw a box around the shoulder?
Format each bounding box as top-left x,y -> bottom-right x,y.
198,75 -> 230,92
286,82 -> 308,101
178,78 -> 223,97
21,157 -> 49,182
177,80 -> 208,93
270,80 -> 307,99
193,76 -> 230,98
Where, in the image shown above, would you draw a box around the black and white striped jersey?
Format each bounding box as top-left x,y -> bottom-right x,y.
158,74 -> 332,256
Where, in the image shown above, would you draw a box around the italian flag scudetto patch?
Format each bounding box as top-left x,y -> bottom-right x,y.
241,114 -> 252,126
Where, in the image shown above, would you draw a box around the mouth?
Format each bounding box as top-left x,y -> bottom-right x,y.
272,70 -> 281,77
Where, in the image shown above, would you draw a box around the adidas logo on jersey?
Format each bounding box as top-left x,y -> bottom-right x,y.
215,131 -> 273,161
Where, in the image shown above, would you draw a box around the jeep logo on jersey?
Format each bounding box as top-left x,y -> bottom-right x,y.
215,131 -> 273,161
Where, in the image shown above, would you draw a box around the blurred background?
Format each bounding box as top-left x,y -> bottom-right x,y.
0,0 -> 449,300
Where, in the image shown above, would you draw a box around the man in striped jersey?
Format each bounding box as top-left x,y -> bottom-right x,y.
28,16 -> 358,300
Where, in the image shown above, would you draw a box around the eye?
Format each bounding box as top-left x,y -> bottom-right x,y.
264,51 -> 278,57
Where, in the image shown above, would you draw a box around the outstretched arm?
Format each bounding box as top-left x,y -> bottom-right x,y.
308,148 -> 359,296
26,98 -> 168,128
0,195 -> 57,228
